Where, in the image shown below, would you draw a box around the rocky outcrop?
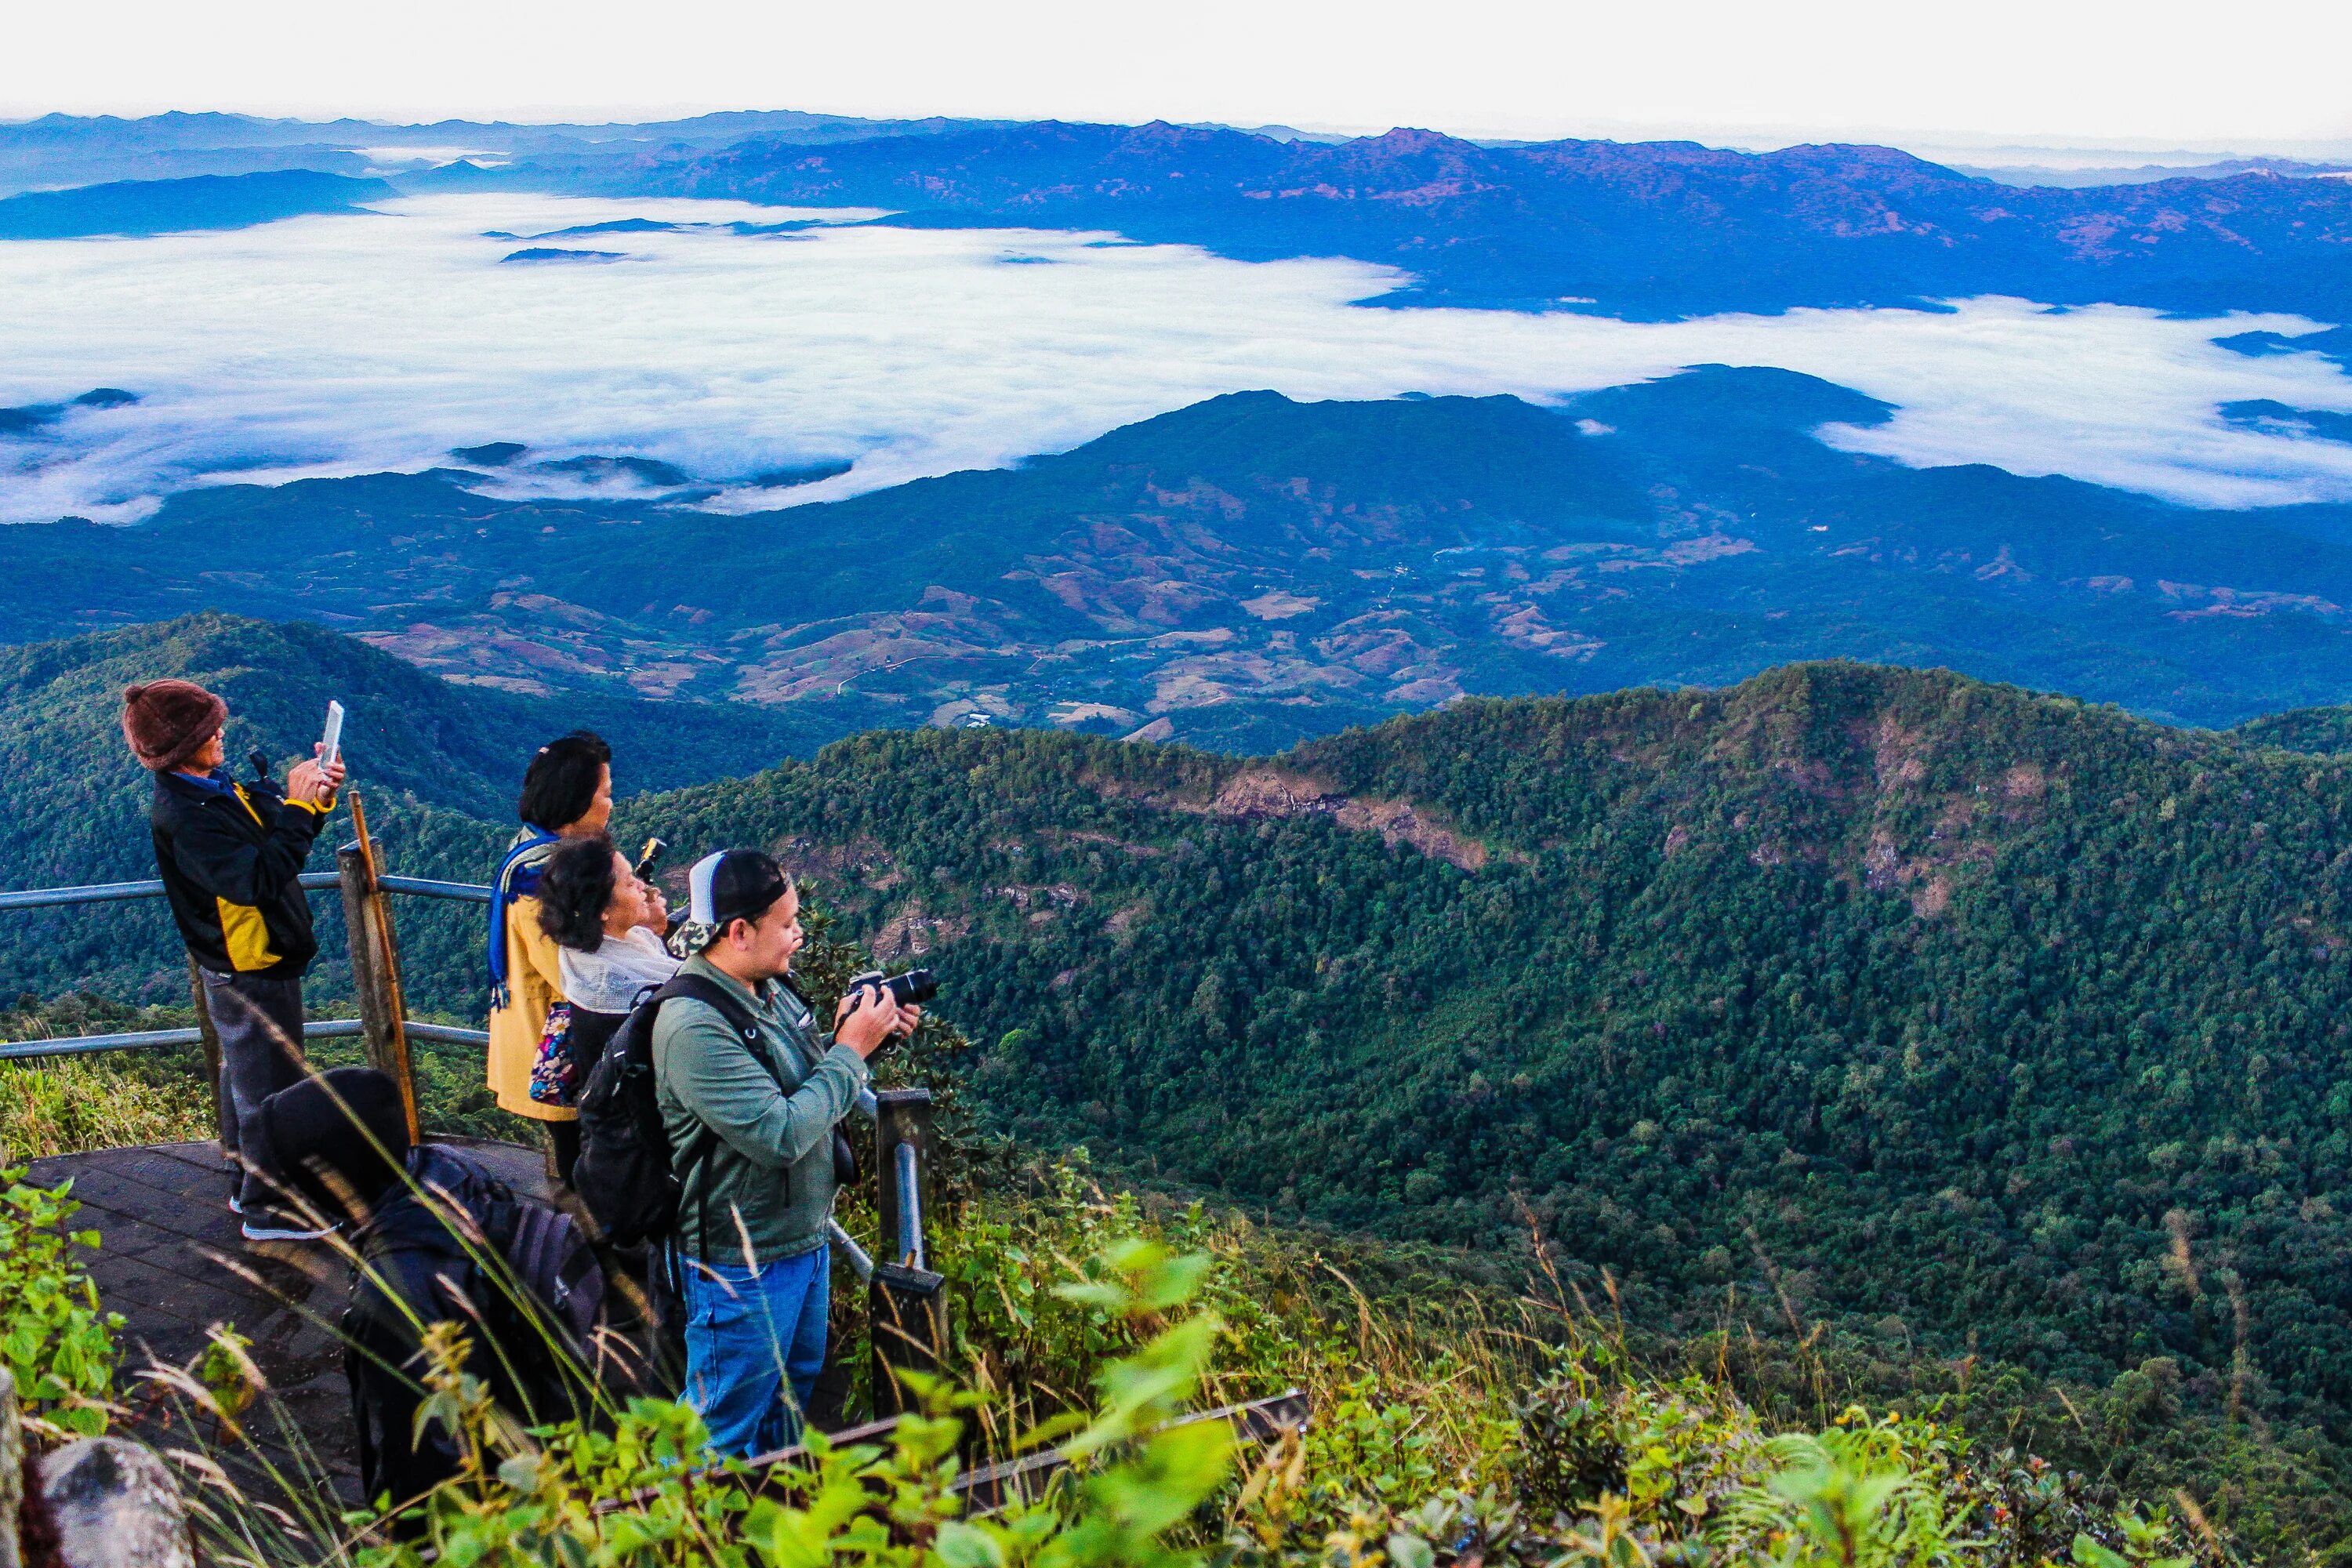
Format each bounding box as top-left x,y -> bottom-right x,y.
1,1370 -> 20,1568
2,1367 -> 193,1568
24,1439 -> 193,1568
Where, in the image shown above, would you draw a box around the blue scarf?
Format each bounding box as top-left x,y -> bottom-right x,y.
487,826 -> 561,1011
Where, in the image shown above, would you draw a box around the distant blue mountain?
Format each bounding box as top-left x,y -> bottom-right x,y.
498,245 -> 624,263
0,108 -> 1015,198
0,169 -> 390,238
593,122 -> 2352,322
2218,325 -> 2352,373
2221,400 -> 2352,443
448,441 -> 527,466
0,387 -> 140,434
9,113 -> 2351,327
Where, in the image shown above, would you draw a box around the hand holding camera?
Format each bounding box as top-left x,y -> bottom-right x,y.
833,967 -> 935,1058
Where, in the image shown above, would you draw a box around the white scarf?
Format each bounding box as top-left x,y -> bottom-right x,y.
557,925 -> 681,1015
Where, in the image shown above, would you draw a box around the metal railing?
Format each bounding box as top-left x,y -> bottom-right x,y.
0,1016 -> 488,1062
0,869 -> 488,913
0,860 -> 492,1070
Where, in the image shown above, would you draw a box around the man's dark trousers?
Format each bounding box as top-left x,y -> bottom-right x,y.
200,967 -> 307,1207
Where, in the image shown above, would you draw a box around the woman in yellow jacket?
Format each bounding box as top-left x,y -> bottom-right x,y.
486,730 -> 613,1181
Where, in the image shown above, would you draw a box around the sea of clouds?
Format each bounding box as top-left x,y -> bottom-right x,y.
3,192 -> 2352,526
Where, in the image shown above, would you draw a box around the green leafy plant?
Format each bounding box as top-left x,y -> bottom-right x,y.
338,1236 -> 1236,1568
0,1166 -> 122,1436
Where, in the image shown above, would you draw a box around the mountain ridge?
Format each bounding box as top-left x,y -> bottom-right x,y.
598,659 -> 2352,1479
570,118 -> 2352,322
0,169 -> 393,238
10,113 -> 2351,325
8,373 -> 2352,739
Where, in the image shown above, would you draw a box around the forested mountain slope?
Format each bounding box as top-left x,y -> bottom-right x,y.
606,662 -> 2352,1457
14,619 -> 2352,1542
2231,702 -> 2352,756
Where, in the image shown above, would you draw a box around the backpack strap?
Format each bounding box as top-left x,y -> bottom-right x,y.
652,971 -> 789,1257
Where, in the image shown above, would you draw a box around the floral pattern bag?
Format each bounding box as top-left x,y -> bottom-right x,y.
528,1001 -> 579,1106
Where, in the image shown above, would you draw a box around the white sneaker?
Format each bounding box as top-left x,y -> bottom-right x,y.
240,1211 -> 337,1243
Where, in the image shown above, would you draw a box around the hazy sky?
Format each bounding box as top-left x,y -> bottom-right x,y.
9,0 -> 2352,149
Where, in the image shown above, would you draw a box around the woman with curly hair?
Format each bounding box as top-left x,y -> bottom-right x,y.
530,833 -> 680,1127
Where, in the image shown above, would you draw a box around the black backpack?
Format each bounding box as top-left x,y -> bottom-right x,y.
346,1145 -> 601,1512
572,972 -> 769,1247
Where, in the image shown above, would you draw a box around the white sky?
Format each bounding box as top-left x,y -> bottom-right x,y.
6,0 -> 2352,151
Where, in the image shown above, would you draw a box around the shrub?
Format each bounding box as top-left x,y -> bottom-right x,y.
0,1167 -> 122,1436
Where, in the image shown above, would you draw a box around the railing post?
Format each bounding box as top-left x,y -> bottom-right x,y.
336,820 -> 419,1142
871,1087 -> 944,1417
184,956 -> 229,1155
875,1088 -> 933,1267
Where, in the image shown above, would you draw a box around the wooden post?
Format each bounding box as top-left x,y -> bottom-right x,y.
336,792 -> 420,1142
184,955 -> 229,1156
869,1263 -> 948,1420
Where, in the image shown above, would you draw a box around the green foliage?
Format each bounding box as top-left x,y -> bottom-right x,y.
343,1237 -> 1233,1568
0,1167 -> 121,1436
589,662 -> 2352,1555
98,1142 -> 2209,1566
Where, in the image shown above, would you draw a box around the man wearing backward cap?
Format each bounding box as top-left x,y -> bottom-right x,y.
656,848 -> 917,1457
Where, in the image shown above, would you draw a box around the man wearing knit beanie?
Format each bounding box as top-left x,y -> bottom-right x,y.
125,679 -> 346,1241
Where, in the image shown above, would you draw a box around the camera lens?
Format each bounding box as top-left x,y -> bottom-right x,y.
887,968 -> 939,1007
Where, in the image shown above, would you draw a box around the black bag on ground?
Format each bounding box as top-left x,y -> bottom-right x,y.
343,1145 -> 603,1512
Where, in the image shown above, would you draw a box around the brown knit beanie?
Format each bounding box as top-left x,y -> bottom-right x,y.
122,680 -> 228,772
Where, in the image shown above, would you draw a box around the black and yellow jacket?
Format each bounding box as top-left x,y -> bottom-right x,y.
149,768 -> 334,978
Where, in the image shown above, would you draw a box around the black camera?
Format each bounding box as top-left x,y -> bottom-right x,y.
848,967 -> 938,1009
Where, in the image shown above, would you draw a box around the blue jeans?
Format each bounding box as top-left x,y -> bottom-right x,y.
680,1242 -> 829,1457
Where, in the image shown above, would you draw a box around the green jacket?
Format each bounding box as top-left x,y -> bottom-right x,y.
653,954 -> 871,1262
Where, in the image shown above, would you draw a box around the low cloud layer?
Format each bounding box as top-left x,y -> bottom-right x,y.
3,192 -> 2351,526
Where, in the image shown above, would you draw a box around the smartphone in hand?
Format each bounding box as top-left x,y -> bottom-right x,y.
321,700 -> 345,768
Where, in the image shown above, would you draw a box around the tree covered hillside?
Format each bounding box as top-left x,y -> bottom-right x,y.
609,663 -> 2352,1471
15,620 -> 2352,1544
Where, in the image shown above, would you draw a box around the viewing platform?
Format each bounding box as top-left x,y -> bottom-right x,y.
2,796 -> 946,1482
4,800 -> 1299,1518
